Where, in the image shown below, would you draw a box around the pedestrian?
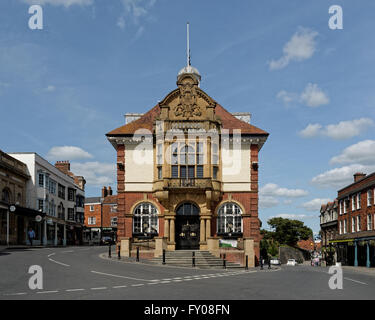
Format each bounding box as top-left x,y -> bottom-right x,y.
28,227 -> 35,246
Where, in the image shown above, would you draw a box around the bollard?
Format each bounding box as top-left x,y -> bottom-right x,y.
260,256 -> 263,270
117,244 -> 121,260
162,249 -> 166,265
192,251 -> 195,267
108,244 -> 111,258
136,247 -> 140,262
223,253 -> 226,269
268,259 -> 271,269
245,255 -> 248,270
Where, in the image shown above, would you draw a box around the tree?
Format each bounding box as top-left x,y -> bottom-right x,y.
266,217 -> 313,246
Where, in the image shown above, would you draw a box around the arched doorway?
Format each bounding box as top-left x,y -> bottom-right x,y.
175,202 -> 200,250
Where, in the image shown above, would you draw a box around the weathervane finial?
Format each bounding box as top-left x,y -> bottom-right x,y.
187,22 -> 191,67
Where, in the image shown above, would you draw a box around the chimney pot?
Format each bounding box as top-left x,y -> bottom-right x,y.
354,172 -> 366,183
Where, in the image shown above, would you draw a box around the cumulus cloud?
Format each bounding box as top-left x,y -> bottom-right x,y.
301,198 -> 332,211
46,146 -> 93,161
269,27 -> 318,70
22,0 -> 93,7
300,83 -> 329,107
330,140 -> 375,165
117,0 -> 156,30
277,83 -> 329,108
260,183 -> 308,198
300,119 -> 374,139
311,164 -> 375,189
70,161 -> 116,186
259,195 -> 279,209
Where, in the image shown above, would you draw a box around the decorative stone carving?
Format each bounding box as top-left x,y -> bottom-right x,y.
174,78 -> 201,118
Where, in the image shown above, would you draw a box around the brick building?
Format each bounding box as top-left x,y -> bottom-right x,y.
332,172 -> 375,267
84,186 -> 118,243
106,62 -> 268,266
0,150 -> 41,245
320,200 -> 338,264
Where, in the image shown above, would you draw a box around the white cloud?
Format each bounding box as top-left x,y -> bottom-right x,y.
260,183 -> 308,198
22,0 -> 93,7
300,83 -> 329,107
299,123 -> 323,138
117,0 -> 156,31
330,140 -> 375,165
277,83 -> 329,108
259,195 -> 279,209
269,27 -> 318,70
46,146 -> 93,161
44,85 -> 56,92
271,214 -> 316,220
300,119 -> 374,140
311,164 -> 375,189
301,198 -> 332,212
70,161 -> 116,186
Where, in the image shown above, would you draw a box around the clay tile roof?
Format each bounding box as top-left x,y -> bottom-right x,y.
106,102 -> 268,136
103,195 -> 117,204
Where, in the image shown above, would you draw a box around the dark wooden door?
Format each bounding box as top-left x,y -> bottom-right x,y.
175,216 -> 200,250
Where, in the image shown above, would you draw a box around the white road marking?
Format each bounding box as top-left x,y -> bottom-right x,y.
62,250 -> 74,253
131,284 -> 144,287
4,292 -> 27,296
36,290 -> 59,294
91,270 -> 155,282
47,253 -> 55,257
91,287 -> 107,290
344,277 -> 367,285
66,289 -> 85,292
113,285 -> 128,289
147,282 -> 159,285
48,258 -> 70,267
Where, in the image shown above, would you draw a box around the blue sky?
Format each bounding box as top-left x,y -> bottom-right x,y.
1,0 -> 375,233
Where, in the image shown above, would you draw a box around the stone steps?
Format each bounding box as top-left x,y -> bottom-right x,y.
150,250 -> 243,269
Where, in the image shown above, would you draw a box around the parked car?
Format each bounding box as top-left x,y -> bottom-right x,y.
286,259 -> 297,266
270,259 -> 281,265
100,236 -> 115,245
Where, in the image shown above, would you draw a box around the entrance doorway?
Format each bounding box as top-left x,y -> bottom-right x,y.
175,202 -> 200,250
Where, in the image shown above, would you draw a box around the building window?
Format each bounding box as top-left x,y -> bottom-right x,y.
157,144 -> 163,165
38,199 -> 44,212
367,214 -> 372,231
367,189 -> 373,207
357,193 -> 361,209
1,188 -> 11,204
49,180 -> 56,195
58,184 -> 65,199
68,208 -> 75,221
89,205 -> 94,212
339,201 -> 343,215
133,202 -> 158,235
213,166 -> 218,179
357,216 -> 361,232
344,198 -> 349,213
170,142 -> 206,180
339,221 -> 342,235
211,142 -> 219,165
68,188 -> 75,202
157,166 -> 162,180
58,203 -> 65,220
352,195 -> 356,211
88,217 -> 96,225
38,173 -> 44,187
352,217 -> 356,233
217,202 -> 243,235
111,205 -> 117,213
111,217 -> 118,227
16,193 -> 22,204
343,219 -> 347,234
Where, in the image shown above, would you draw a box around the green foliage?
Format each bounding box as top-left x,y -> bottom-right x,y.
264,217 -> 313,247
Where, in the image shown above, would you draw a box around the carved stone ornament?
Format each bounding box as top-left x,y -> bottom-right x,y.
174,78 -> 201,118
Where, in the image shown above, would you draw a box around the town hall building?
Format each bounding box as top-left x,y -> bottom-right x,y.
106,59 -> 268,266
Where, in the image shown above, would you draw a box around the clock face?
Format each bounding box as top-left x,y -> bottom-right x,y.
9,205 -> 16,212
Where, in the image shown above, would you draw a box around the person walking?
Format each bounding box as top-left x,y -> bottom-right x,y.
28,227 -> 35,246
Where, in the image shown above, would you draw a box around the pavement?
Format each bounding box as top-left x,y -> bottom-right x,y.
0,245 -> 375,300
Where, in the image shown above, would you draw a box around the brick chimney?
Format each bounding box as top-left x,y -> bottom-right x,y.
108,186 -> 113,196
354,172 -> 366,183
102,186 -> 108,198
55,161 -> 70,174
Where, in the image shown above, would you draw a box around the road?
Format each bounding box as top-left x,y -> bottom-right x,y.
1,246 -> 375,300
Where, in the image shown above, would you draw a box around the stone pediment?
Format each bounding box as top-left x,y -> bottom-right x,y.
158,74 -> 216,122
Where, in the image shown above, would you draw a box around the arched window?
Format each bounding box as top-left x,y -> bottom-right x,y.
217,202 -> 243,235
133,203 -> 158,236
1,188 -> 11,204
176,202 -> 200,216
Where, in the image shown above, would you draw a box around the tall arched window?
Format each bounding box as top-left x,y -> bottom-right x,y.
1,188 -> 11,204
217,202 -> 243,235
133,203 -> 158,236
